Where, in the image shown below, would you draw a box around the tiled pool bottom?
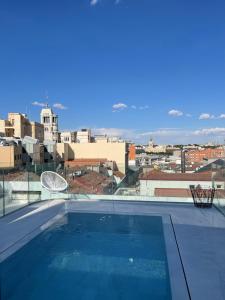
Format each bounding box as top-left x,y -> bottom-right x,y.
1,213 -> 172,300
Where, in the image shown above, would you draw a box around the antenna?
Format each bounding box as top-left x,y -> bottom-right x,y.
44,90 -> 49,107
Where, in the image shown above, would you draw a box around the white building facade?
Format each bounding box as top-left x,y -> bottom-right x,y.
76,129 -> 91,143
40,106 -> 59,142
61,131 -> 76,143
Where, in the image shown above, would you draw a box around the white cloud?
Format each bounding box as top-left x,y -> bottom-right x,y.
53,103 -> 67,110
194,128 -> 225,136
199,113 -> 215,120
32,101 -> 46,107
90,0 -> 120,5
140,127 -> 225,144
168,109 -> 183,117
72,126 -> 225,144
199,113 -> 225,120
112,103 -> 149,112
90,0 -> 99,6
140,129 -> 187,138
112,102 -> 128,112
93,127 -> 136,140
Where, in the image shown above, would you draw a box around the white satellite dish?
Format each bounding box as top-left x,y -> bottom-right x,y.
41,171 -> 68,192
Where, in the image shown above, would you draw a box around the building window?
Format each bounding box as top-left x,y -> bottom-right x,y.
217,185 -> 222,189
43,116 -> 50,123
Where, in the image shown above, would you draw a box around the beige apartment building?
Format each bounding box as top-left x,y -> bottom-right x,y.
0,113 -> 44,142
0,144 -> 23,169
57,141 -> 128,174
31,122 -> 44,142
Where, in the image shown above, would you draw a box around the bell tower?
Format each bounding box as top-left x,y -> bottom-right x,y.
40,105 -> 59,142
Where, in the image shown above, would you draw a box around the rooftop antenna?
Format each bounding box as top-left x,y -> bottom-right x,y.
25,105 -> 29,118
44,90 -> 49,107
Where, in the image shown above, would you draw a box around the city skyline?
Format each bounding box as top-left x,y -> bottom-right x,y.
1,0 -> 225,144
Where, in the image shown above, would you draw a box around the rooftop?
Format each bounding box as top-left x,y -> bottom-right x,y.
65,159 -> 108,167
68,171 -> 113,194
139,170 -> 224,181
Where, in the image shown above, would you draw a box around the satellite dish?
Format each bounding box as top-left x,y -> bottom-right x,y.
41,171 -> 68,192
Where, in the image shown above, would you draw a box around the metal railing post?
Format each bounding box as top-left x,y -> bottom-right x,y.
3,170 -> 5,216
27,170 -> 30,204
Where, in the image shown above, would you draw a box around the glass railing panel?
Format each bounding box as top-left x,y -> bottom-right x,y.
0,171 -> 4,217
213,168 -> 225,216
27,170 -> 42,203
3,169 -> 29,215
5,161 -> 225,217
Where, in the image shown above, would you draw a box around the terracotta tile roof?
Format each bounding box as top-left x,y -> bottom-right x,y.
155,188 -> 192,197
139,170 -> 214,181
65,159 -> 107,167
2,171 -> 40,181
68,171 -> 112,194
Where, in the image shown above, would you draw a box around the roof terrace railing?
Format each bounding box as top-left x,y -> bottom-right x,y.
1,163 -> 225,218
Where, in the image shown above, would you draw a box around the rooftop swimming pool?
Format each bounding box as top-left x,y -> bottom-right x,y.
1,212 -> 172,300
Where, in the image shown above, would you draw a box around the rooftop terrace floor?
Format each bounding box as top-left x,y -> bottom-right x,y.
0,199 -> 225,300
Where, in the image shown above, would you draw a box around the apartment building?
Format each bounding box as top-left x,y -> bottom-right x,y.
61,131 -> 77,143
76,129 -> 91,143
0,113 -> 44,142
31,122 -> 44,142
186,148 -> 225,163
43,140 -> 57,163
22,136 -> 44,165
128,144 -> 136,166
139,170 -> 224,196
94,135 -> 109,143
0,143 -> 23,169
56,140 -> 128,174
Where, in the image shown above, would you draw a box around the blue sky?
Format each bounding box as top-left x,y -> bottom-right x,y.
0,0 -> 225,144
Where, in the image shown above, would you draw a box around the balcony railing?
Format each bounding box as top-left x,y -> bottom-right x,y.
1,163 -> 225,218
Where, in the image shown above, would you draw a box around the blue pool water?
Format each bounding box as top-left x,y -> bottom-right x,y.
0,213 -> 172,300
